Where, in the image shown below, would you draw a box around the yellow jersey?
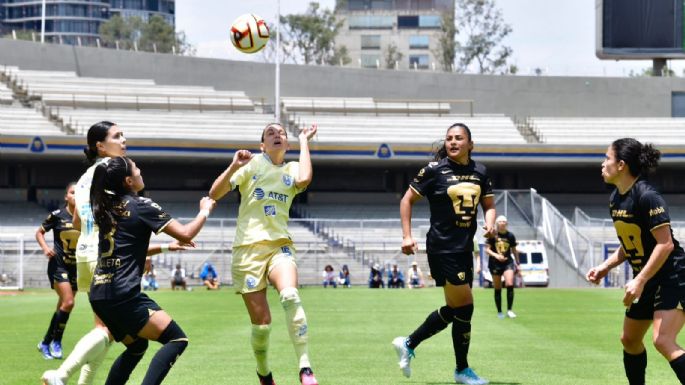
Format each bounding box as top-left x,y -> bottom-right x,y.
74,157 -> 109,263
230,154 -> 305,247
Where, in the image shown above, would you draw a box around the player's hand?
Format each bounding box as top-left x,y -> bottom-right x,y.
475,266 -> 481,275
401,236 -> 418,255
585,265 -> 608,285
299,124 -> 317,141
199,197 -> 216,212
43,248 -> 56,258
496,254 -> 507,263
482,224 -> 496,238
168,240 -> 196,251
231,150 -> 253,168
623,278 -> 645,307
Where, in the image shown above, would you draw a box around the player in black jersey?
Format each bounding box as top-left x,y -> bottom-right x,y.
36,182 -> 79,360
393,123 -> 496,385
485,215 -> 519,319
586,138 -> 685,385
89,156 -> 216,385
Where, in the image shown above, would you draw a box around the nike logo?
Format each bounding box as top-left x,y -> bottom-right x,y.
441,170 -> 451,174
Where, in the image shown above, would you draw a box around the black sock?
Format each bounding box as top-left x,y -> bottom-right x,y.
669,353 -> 685,384
142,321 -> 188,385
451,304 -> 474,372
623,350 -> 647,385
42,312 -> 58,345
406,306 -> 452,350
494,289 -> 502,313
105,339 -> 148,385
506,286 -> 514,311
51,310 -> 71,342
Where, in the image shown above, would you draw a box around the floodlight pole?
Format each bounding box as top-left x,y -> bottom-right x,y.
40,0 -> 46,43
275,0 -> 281,122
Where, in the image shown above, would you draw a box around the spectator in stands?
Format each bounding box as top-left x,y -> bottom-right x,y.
88,155 -> 215,384
35,182 -> 78,360
485,215 -> 520,319
199,262 -> 220,290
407,262 -> 425,289
369,263 -> 384,288
322,265 -> 337,288
586,138 -> 685,385
208,122 -> 320,385
339,264 -> 351,288
388,264 -> 405,288
393,122 -> 495,384
142,264 -> 159,291
171,264 -> 187,291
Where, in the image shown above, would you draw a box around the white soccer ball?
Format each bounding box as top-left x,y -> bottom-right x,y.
230,13 -> 270,54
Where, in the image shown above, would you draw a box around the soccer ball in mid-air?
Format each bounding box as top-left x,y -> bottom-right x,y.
230,13 -> 270,54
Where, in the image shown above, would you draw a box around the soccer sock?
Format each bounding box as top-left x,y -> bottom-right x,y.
451,304 -> 474,372
42,311 -> 58,345
506,286 -> 514,311
52,310 -> 71,342
77,343 -> 109,385
494,289 -> 502,313
623,349 -> 647,385
141,321 -> 188,385
280,287 -> 311,369
104,338 -> 148,385
251,324 -> 271,376
669,353 -> 685,384
406,306 -> 453,350
59,327 -> 111,379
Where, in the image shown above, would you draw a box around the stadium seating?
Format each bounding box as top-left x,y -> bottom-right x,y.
0,104 -> 64,135
529,117 -> 685,145
0,80 -> 13,104
281,96 -> 452,115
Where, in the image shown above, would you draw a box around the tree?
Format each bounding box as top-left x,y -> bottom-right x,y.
99,15 -> 138,49
454,0 -> 513,74
432,11 -> 457,71
280,2 -> 350,65
99,14 -> 194,55
384,42 -> 403,69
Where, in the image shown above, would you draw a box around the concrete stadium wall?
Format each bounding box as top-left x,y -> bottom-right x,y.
2,39 -> 685,117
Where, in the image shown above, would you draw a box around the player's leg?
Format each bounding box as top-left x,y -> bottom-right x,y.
503,269 -> 516,318
243,289 -> 274,382
443,283 -> 485,384
621,317 -> 652,385
49,280 -> 76,359
492,273 -> 503,317
138,310 -> 188,385
654,309 -> 685,382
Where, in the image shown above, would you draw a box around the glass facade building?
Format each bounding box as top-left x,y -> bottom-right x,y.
0,0 -> 174,46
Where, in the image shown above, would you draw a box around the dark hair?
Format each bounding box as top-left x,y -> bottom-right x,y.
90,156 -> 133,235
64,181 -> 76,207
260,122 -> 287,142
84,121 -> 116,165
432,123 -> 473,161
611,138 -> 661,177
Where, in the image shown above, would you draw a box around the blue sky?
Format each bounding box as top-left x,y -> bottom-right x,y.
176,0 -> 685,77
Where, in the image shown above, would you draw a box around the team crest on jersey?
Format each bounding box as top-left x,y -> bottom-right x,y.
254,188 -> 265,200
458,272 -> 465,281
246,276 -> 258,289
264,205 -> 276,216
61,273 -> 68,279
282,174 -> 293,187
280,246 -> 292,256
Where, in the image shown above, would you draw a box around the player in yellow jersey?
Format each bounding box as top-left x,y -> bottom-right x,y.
209,122 -> 318,385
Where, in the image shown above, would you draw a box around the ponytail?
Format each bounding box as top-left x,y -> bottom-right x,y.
90,156 -> 132,235
611,138 -> 661,177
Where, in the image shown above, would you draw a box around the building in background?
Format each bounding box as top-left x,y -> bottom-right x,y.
0,0 -> 174,46
335,0 -> 454,70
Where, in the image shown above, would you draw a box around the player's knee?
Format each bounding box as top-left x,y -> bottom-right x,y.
620,332 -> 642,350
157,320 -> 188,350
61,297 -> 75,311
653,332 -> 674,356
125,338 -> 148,356
447,303 -> 474,323
279,287 -> 301,308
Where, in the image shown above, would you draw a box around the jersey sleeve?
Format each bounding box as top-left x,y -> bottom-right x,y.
40,210 -> 59,232
409,163 -> 436,197
287,161 -> 306,193
481,172 -> 494,198
229,158 -> 253,191
510,232 -> 518,247
137,198 -> 173,235
640,191 -> 671,231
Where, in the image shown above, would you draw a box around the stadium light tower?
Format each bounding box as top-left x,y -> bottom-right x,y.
275,0 -> 281,122
40,0 -> 46,43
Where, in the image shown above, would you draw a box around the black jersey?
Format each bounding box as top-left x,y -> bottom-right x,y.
90,195 -> 172,301
41,208 -> 79,266
410,158 -> 494,254
487,231 -> 517,264
609,179 -> 685,283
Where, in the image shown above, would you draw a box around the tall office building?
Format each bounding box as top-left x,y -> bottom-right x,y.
335,0 -> 454,70
0,0 -> 174,46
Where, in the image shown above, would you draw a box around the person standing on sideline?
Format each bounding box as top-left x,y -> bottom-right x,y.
485,215 -> 519,319
36,182 -> 79,360
393,123 -> 496,385
209,123 -> 319,385
586,138 -> 685,385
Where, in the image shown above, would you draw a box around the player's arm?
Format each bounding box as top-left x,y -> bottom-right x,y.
586,246 -> 626,284
400,187 -> 422,255
72,209 -> 81,231
512,245 -> 520,266
481,196 -> 496,238
162,197 -> 216,243
624,225 -> 674,305
35,226 -> 55,258
295,124 -> 317,189
209,150 -> 252,200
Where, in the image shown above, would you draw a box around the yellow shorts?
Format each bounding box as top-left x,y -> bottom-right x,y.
232,239 -> 296,294
76,260 -> 97,293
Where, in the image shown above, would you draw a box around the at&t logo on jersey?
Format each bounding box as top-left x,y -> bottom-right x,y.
264,205 -> 276,216
253,188 -> 265,200
282,174 -> 293,187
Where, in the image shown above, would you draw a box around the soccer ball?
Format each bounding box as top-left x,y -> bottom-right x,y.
230,14 -> 270,54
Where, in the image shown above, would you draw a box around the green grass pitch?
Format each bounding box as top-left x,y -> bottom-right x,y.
1,287 -> 682,384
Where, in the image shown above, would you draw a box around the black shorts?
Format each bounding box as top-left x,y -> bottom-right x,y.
47,258 -> 78,291
655,283 -> 685,312
626,283 -> 658,321
427,252 -> 473,287
488,260 -> 516,276
90,292 -> 162,342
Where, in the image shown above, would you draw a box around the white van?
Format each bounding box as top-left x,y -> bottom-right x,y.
517,240 -> 549,287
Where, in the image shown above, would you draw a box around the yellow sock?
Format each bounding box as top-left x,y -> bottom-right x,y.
251,324 -> 271,376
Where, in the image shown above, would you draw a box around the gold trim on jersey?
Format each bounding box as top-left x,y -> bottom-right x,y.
409,185 -> 423,197
650,222 -> 671,232
155,219 -> 173,235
